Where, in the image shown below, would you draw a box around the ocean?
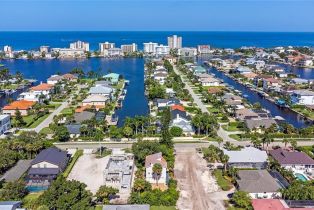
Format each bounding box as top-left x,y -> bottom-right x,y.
1,31 -> 314,51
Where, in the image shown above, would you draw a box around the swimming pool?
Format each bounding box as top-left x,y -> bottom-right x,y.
26,185 -> 48,192
294,173 -> 309,181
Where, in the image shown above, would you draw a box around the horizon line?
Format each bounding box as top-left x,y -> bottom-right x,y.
1,30 -> 314,33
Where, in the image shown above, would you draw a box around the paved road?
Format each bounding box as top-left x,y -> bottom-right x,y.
53,140 -> 314,151
21,100 -> 69,133
173,66 -> 238,143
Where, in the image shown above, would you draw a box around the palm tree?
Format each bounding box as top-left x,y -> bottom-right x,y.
192,114 -> 202,135
262,134 -> 274,152
216,137 -> 223,148
282,138 -> 290,149
221,154 -> 229,172
251,136 -> 261,148
152,163 -> 163,186
290,139 -> 297,151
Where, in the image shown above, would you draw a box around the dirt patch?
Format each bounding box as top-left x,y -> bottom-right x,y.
67,153 -> 109,194
174,148 -> 226,210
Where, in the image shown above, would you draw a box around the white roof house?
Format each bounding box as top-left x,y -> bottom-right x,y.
223,147 -> 268,169
82,95 -> 108,106
89,86 -> 114,96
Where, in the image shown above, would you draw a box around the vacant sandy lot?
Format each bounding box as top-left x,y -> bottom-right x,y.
67,153 -> 109,194
174,148 -> 226,210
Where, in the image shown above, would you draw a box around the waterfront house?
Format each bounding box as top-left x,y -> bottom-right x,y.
0,201 -> 22,210
263,78 -> 281,90
28,83 -> 54,101
145,152 -> 168,186
0,114 -> 11,135
103,205 -> 150,210
103,73 -> 120,85
74,111 -> 95,123
65,124 -> 81,138
193,66 -> 207,74
170,109 -> 194,135
290,78 -> 309,85
245,118 -> 277,132
207,87 -> 224,95
269,148 -> 314,173
243,72 -> 258,80
235,108 -> 259,120
95,80 -> 113,88
82,95 -> 108,107
89,86 -> 114,98
236,170 -> 282,199
291,90 -> 314,105
154,98 -> 180,110
62,73 -> 78,82
223,147 -> 268,169
2,100 -> 36,116
199,77 -> 220,87
103,150 -> 134,193
153,72 -> 168,85
47,75 -> 64,85
235,66 -> 252,74
171,104 -> 185,112
27,148 -> 69,187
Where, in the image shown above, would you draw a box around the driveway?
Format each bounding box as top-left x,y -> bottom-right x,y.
67,153 -> 109,194
174,147 -> 226,210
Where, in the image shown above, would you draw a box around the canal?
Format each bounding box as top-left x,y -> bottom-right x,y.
200,64 -> 310,128
0,58 -> 148,127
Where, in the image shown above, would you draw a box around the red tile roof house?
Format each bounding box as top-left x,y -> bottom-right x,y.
252,199 -> 314,210
2,100 -> 36,116
269,148 -> 314,175
145,153 -> 168,189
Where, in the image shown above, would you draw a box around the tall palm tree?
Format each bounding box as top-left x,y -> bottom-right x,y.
221,154 -> 229,172
282,138 -> 290,149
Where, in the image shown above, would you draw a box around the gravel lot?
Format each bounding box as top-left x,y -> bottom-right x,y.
174,148 -> 226,210
67,153 -> 109,194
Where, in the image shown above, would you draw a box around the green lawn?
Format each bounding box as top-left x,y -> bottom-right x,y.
29,114 -> 50,128
23,192 -> 43,209
222,124 -> 240,132
213,169 -> 233,191
39,127 -> 53,135
95,205 -> 103,210
229,134 -> 241,141
151,206 -> 177,210
61,107 -> 74,115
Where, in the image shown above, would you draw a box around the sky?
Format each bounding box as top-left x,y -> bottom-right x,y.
1,0 -> 314,32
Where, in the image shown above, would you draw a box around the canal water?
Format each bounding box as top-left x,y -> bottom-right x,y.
199,62 -> 310,128
0,58 -> 148,126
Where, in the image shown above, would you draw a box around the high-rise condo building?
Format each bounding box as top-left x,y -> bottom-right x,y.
99,42 -> 115,53
143,42 -> 158,54
121,43 -> 138,53
167,35 -> 182,49
3,45 -> 13,53
70,41 -> 90,52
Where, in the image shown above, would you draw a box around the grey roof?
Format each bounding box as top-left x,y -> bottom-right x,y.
89,85 -> 113,94
293,89 -> 314,96
0,201 -> 22,210
0,159 -> 33,182
245,118 -> 277,130
237,170 -> 282,193
74,111 -> 95,123
31,148 -> 68,170
65,124 -> 81,135
269,148 -> 314,165
103,205 -> 150,210
95,112 -> 106,121
28,168 -> 60,175
223,147 -> 268,164
171,109 -> 191,121
171,120 -> 194,132
95,80 -> 113,87
155,98 -> 180,104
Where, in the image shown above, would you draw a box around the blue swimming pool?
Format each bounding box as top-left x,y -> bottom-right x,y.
26,186 -> 48,192
294,173 -> 309,181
